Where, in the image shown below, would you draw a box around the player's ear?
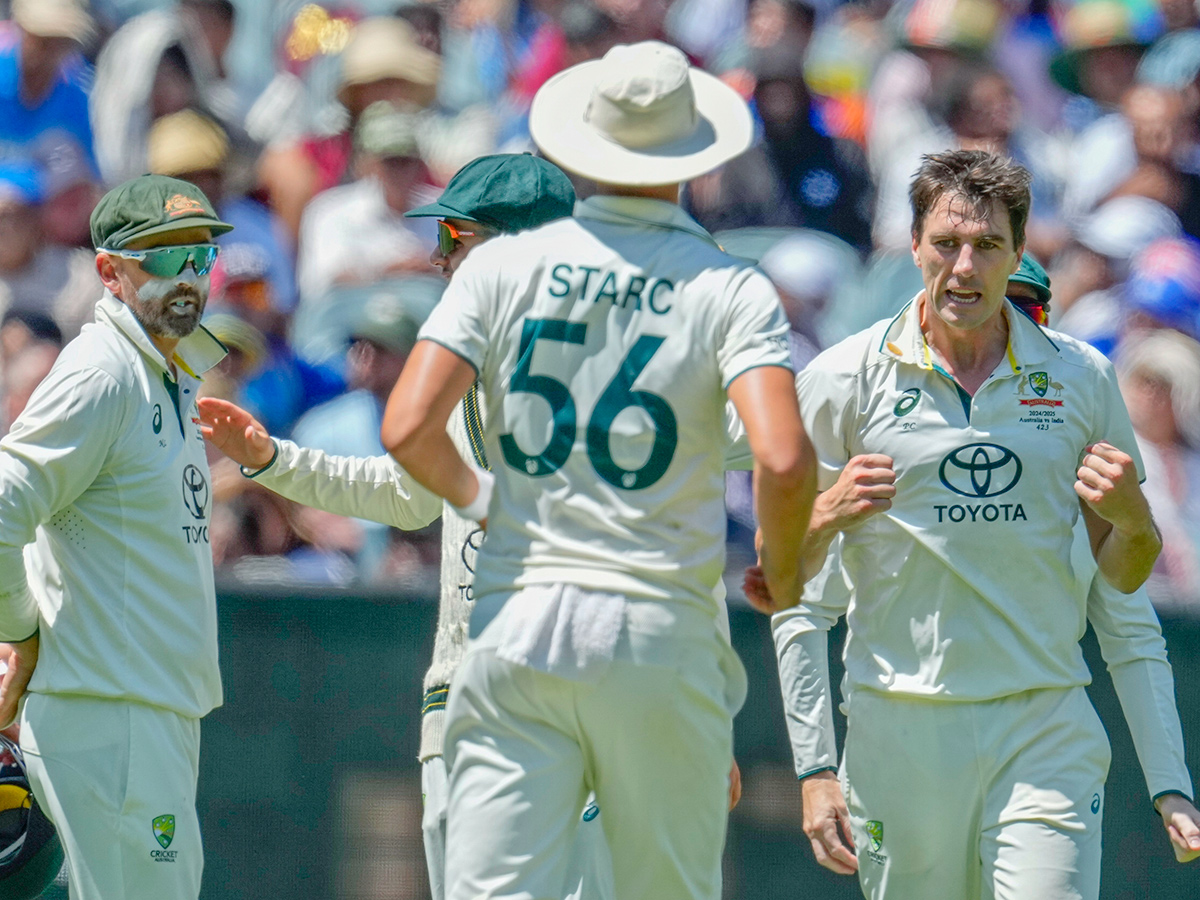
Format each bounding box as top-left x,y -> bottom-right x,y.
1011,245 -> 1026,276
95,252 -> 122,295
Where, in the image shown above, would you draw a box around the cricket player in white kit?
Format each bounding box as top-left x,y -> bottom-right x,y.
199,153 -> 619,900
0,175 -> 233,899
381,41 -> 817,900
750,150 -> 1200,899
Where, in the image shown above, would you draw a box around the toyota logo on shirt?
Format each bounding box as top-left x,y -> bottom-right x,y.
938,443 -> 1022,498
181,464 -> 209,520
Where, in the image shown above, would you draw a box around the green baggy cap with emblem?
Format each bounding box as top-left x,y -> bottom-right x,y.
90,174 -> 234,250
406,153 -> 576,233
1009,253 -> 1052,306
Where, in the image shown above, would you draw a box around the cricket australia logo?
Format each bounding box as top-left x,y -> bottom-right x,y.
151,814 -> 179,863
1016,371 -> 1064,408
939,443 -> 1022,498
865,820 -> 883,852
864,819 -> 887,864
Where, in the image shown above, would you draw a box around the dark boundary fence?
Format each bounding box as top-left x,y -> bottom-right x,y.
155,588 -> 1200,899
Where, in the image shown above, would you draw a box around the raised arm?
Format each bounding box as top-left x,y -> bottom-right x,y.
199,396 -> 443,531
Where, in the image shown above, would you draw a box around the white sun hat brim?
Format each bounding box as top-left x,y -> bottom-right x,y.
529,54 -> 754,187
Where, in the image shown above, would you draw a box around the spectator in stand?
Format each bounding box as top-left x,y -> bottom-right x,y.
0,309 -> 62,434
1117,329 -> 1200,611
257,16 -> 441,242
39,134 -> 102,251
687,45 -> 874,253
290,280 -> 440,583
708,0 -> 817,77
90,1 -> 245,187
202,242 -> 344,437
0,0 -> 96,172
865,0 -> 1001,184
1054,0 -> 1160,220
874,60 -> 1066,257
1053,195 -> 1182,355
296,101 -> 433,313
148,109 -> 298,314
0,160 -> 100,341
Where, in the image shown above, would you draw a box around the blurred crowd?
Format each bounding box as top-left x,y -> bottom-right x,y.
2,0 -> 1200,612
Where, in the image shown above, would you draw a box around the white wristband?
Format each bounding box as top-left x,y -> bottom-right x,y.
452,467 -> 494,522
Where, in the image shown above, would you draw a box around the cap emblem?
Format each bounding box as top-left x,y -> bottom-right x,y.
165,194 -> 206,218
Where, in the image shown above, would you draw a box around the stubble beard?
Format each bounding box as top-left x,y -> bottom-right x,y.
128,276 -> 210,339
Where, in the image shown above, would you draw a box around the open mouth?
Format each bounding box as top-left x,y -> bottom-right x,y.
945,288 -> 981,304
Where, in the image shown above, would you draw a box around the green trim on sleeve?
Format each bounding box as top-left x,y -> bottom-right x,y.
421,337 -> 481,376
1152,789 -> 1195,810
240,440 -> 280,479
723,361 -> 794,391
797,765 -> 838,781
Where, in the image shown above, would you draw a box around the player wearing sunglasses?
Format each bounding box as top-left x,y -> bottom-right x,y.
200,154 -> 589,900
405,154 -> 572,279
0,174 -> 235,900
1006,252 -> 1051,325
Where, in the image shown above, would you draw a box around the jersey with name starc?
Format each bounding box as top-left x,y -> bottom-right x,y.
419,196 -> 790,609
797,296 -> 1144,700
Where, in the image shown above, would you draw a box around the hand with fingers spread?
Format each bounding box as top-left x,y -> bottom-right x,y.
1075,441 -> 1154,533
801,770 -> 858,875
197,396 -> 276,471
1157,793 -> 1200,863
0,634 -> 38,729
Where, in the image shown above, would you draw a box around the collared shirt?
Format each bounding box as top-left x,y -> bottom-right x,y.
420,194 -> 790,611
0,292 -> 225,717
793,294 -> 1143,701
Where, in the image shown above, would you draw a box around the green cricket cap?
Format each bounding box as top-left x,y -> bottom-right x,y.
1008,253 -> 1052,306
90,174 -> 233,250
406,153 -> 576,233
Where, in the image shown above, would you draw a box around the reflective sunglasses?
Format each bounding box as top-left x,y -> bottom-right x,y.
111,244 -> 220,278
437,219 -> 488,256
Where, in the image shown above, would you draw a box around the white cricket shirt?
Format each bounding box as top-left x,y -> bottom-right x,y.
792,295 -> 1144,700
419,195 -> 791,613
0,293 -> 226,718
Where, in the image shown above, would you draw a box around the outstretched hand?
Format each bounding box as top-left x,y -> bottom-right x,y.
1157,793 -> 1200,863
198,397 -> 276,470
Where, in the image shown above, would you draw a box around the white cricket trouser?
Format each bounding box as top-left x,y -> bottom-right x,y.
422,755 -> 614,900
20,693 -> 204,900
843,686 -> 1110,900
442,647 -> 732,900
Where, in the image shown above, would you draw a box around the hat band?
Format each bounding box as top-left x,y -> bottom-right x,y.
585,81 -> 700,150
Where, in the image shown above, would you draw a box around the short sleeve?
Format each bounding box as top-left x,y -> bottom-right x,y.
716,268 -> 792,389
795,363 -> 857,491
1088,352 -> 1145,481
417,248 -> 497,374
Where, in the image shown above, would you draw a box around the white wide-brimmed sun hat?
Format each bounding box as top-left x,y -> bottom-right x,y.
529,41 -> 753,187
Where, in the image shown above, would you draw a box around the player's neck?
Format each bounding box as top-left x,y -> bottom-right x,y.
593,182 -> 681,204
919,295 -> 1010,396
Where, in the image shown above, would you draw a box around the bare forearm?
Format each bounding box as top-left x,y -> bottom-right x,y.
1096,521 -> 1162,593
756,447 -> 817,607
389,428 -> 479,510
